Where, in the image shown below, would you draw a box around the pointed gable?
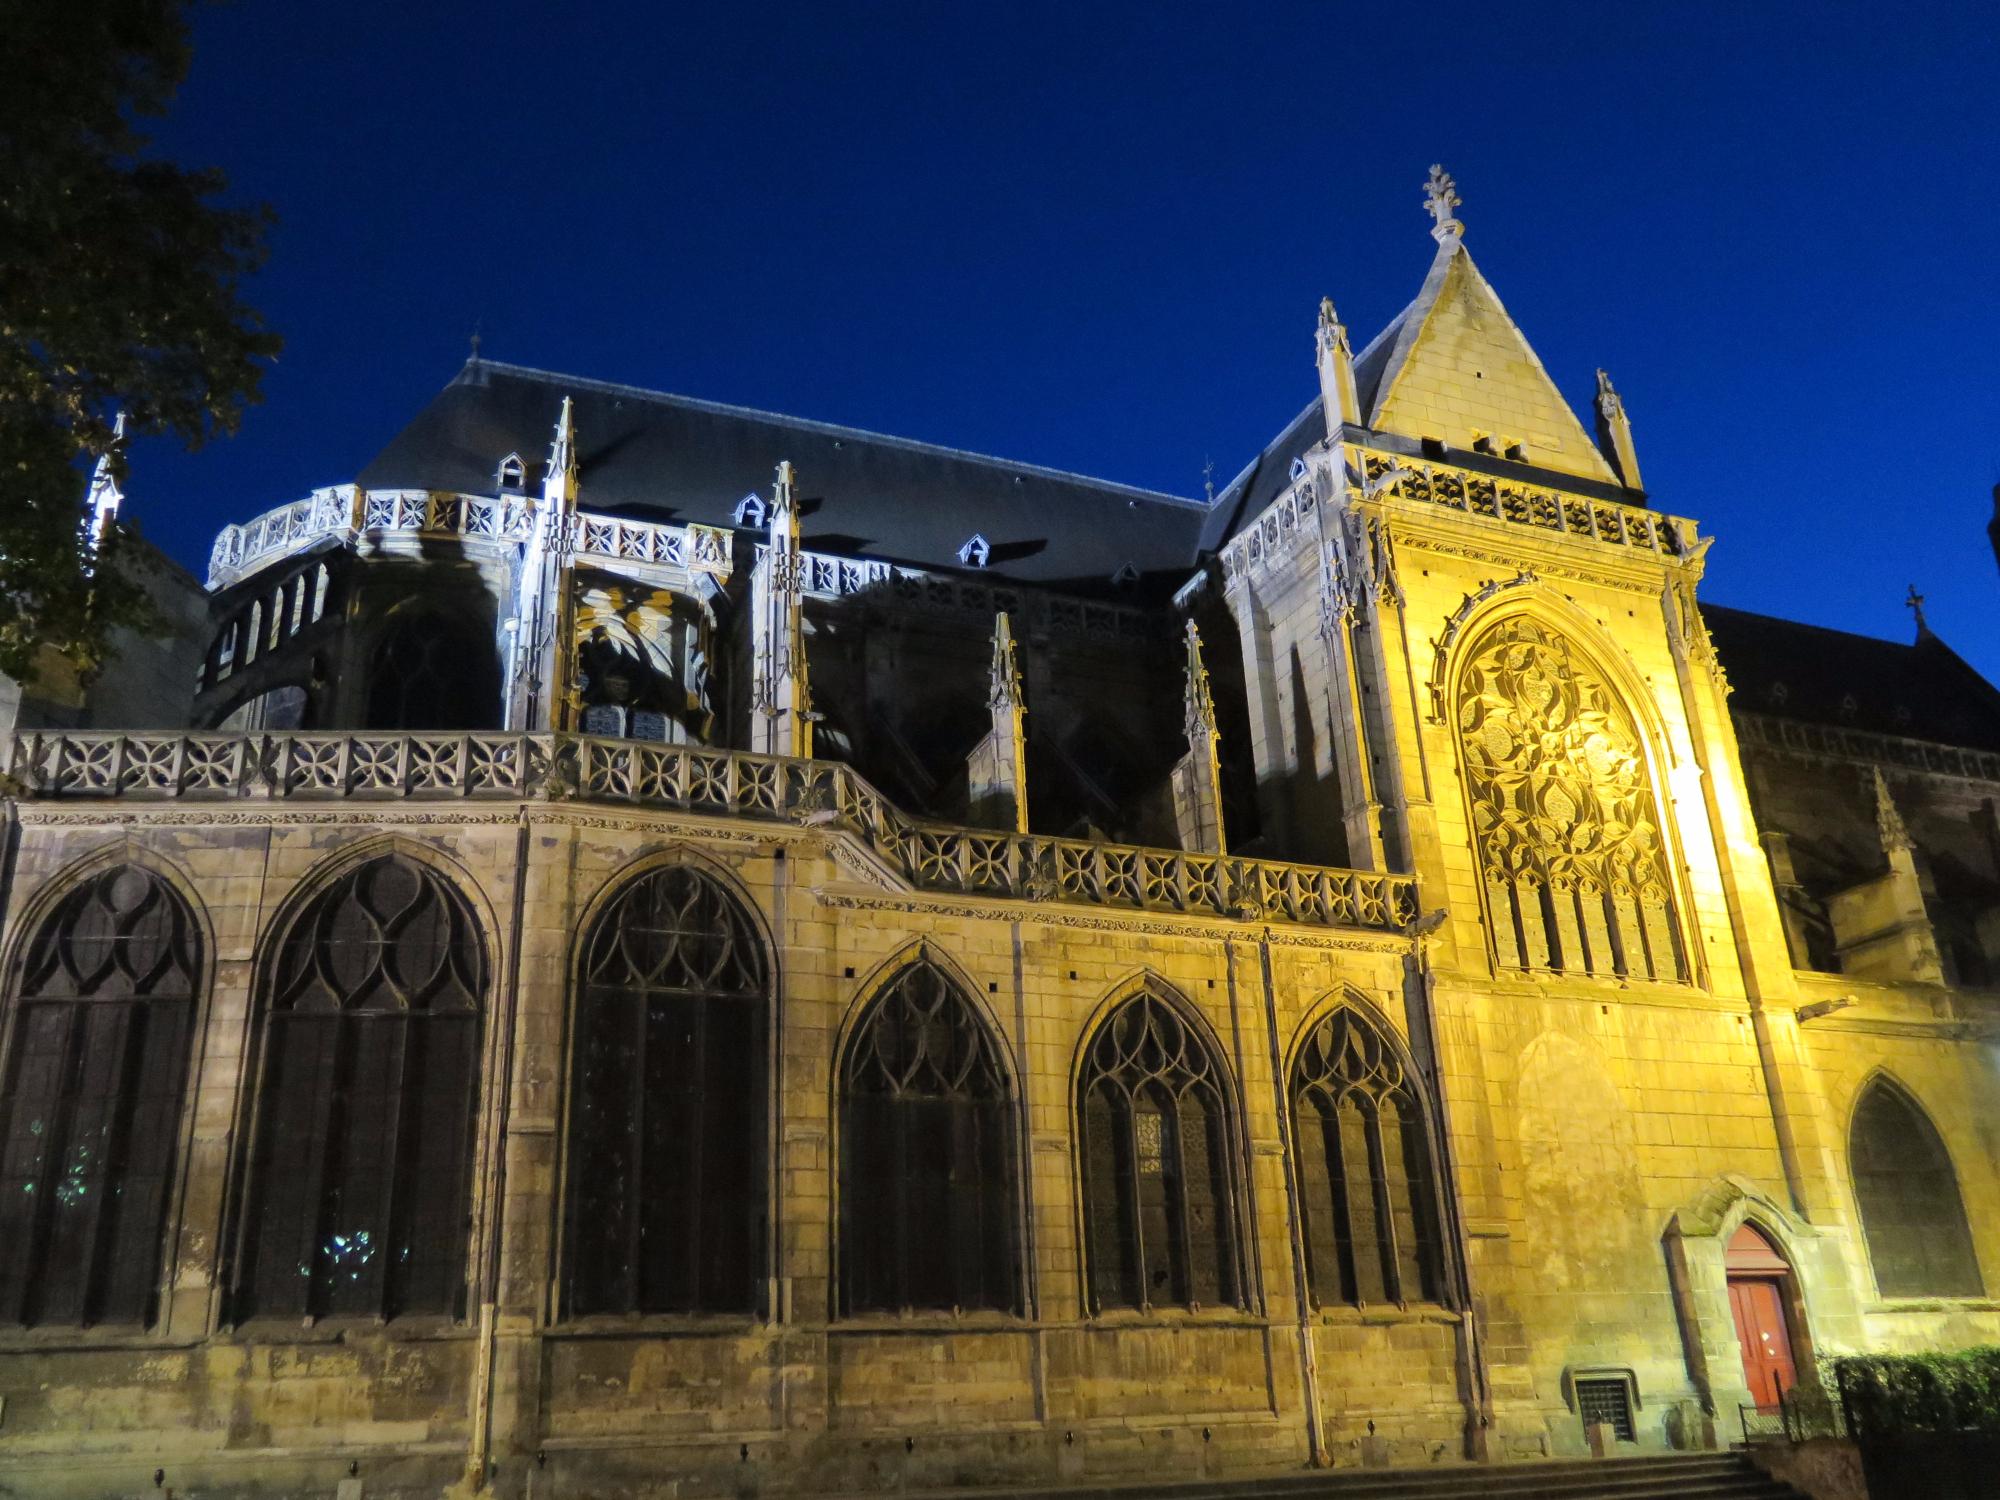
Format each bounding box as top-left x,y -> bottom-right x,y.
1367,242 -> 1619,486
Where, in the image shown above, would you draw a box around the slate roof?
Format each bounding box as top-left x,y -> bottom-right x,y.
1703,604 -> 2000,753
358,359 -> 1212,595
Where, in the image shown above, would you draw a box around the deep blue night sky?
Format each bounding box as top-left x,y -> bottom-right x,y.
129,2 -> 2000,680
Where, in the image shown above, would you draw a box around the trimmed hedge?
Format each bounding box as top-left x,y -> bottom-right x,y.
1834,1349 -> 2000,1436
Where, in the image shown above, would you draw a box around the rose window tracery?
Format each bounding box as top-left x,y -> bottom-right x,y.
1455,616 -> 1684,981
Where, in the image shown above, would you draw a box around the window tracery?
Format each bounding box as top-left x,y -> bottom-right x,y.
1454,615 -> 1684,981
563,864 -> 767,1317
366,614 -> 499,731
233,854 -> 485,1322
1077,988 -> 1241,1313
840,958 -> 1018,1315
0,866 -> 200,1327
1849,1080 -> 1981,1298
1289,1007 -> 1441,1308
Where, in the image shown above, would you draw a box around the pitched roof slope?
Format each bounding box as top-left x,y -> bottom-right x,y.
1703,603 -> 2000,753
358,359 -> 1211,593
1368,240 -> 1619,486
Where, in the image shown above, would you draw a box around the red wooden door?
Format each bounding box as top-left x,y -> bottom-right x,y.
1729,1276 -> 1797,1409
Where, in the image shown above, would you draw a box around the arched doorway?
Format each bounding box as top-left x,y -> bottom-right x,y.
1726,1223 -> 1800,1410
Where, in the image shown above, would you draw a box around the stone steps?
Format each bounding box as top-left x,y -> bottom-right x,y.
872,1453 -> 1804,1500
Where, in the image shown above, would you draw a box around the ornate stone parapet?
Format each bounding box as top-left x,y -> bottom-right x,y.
207,488 -> 733,591
1734,712 -> 2000,784
1359,452 -> 1698,558
4,730 -> 1418,933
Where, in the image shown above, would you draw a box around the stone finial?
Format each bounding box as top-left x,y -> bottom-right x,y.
1593,369 -> 1643,491
772,459 -> 797,527
1316,297 -> 1361,431
1424,164 -> 1463,243
1872,767 -> 1915,854
544,396 -> 579,506
1173,619 -> 1227,854
989,612 -> 1024,712
1183,619 -> 1217,741
85,410 -> 127,556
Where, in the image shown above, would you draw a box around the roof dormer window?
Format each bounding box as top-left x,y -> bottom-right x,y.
1110,561 -> 1141,590
497,453 -> 526,490
733,493 -> 767,529
957,534 -> 991,568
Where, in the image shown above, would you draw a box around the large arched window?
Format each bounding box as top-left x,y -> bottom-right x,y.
233,854 -> 485,1322
1078,988 -> 1241,1312
1850,1080 -> 1982,1298
563,864 -> 767,1317
0,866 -> 200,1327
840,958 -> 1018,1316
366,613 -> 499,731
1455,615 -> 1685,981
1290,1007 -> 1442,1308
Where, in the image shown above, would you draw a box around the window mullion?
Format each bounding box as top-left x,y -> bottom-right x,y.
1323,1105 -> 1358,1304
17,1003 -> 84,1326
1363,1101 -> 1401,1305
78,1001 -> 149,1324
892,1087 -> 912,1312
295,1017 -> 349,1319
1167,1099 -> 1195,1307
1120,1097 -> 1146,1310
685,995 -> 708,1311
625,994 -> 648,1315
370,1011 -> 413,1320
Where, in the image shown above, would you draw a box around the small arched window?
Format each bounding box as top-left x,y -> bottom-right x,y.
366,613 -> 499,731
0,866 -> 200,1327
1290,1007 -> 1442,1307
1077,988 -> 1241,1312
840,958 -> 1018,1315
564,865 -> 767,1316
1850,1080 -> 1982,1298
233,855 -> 485,1322
1455,615 -> 1685,981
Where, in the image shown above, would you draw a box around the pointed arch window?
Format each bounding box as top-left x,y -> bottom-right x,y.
563,864 -> 767,1317
1849,1080 -> 1982,1298
0,866 -> 200,1327
366,614 -> 499,731
1454,615 -> 1685,981
1289,1007 -> 1442,1308
233,855 -> 485,1322
1077,989 -> 1241,1312
840,958 -> 1018,1316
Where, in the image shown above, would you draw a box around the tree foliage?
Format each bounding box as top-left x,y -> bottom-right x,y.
0,0 -> 279,681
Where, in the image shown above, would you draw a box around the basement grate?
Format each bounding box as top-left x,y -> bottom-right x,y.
1575,1377 -> 1635,1441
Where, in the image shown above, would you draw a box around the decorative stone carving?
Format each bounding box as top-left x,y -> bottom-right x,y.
1454,616 -> 1684,981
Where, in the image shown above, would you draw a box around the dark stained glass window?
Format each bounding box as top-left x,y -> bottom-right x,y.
1290,1007 -> 1442,1308
563,865 -> 767,1317
366,615 -> 498,731
0,866 -> 200,1327
1850,1080 -> 1982,1299
234,855 -> 485,1322
840,959 -> 1018,1315
1077,989 -> 1241,1313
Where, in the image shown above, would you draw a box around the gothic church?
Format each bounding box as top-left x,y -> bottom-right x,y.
2,168 -> 1998,1499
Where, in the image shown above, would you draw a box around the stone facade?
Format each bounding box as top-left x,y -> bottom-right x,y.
1,172 -> 1995,1499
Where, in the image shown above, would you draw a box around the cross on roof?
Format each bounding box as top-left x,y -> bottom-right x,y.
1425,165 -> 1463,241
1905,583 -> 1931,637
